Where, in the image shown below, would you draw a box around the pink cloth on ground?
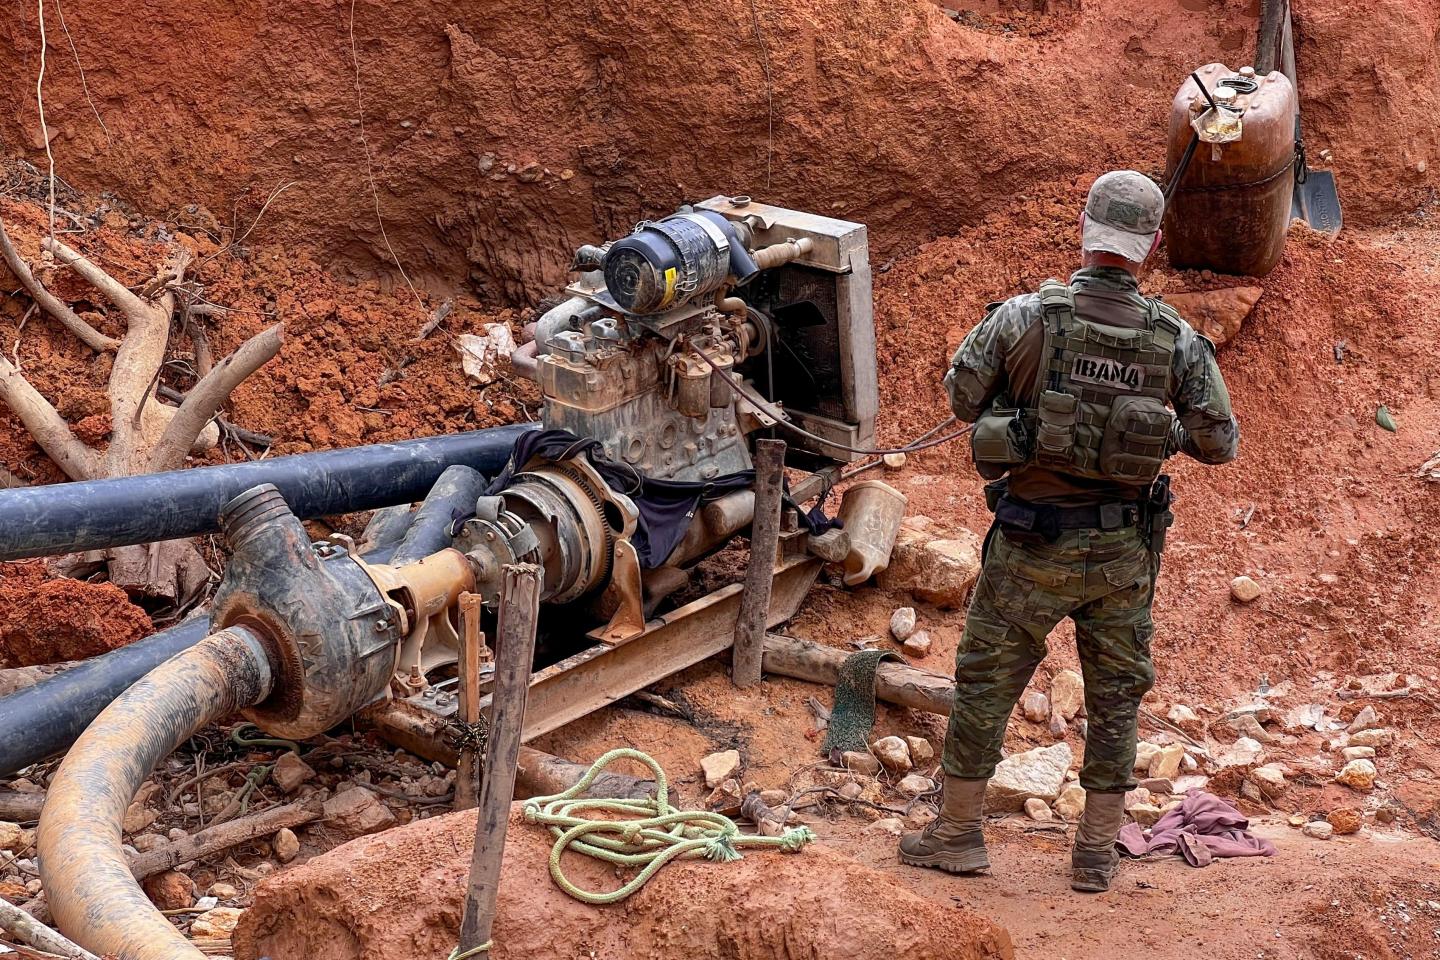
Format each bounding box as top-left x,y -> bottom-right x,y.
1117,790 -> 1277,867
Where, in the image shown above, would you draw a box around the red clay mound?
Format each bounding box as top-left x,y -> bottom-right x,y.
234,805 -> 1014,960
0,562 -> 152,667
1,0 -> 1432,300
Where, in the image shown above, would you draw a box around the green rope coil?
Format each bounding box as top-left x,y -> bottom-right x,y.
521,748 -> 814,905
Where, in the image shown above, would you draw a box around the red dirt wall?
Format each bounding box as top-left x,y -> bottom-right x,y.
1,0 -> 1433,304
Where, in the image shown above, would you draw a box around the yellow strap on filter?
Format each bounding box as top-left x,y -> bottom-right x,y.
521,748 -> 814,905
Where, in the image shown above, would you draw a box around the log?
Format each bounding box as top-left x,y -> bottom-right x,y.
458,564 -> 541,956
761,633 -> 955,716
126,796 -> 322,879
0,899 -> 98,960
733,439 -> 786,688
0,791 -> 45,822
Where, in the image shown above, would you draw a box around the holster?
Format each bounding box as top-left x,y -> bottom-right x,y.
1144,474 -> 1175,554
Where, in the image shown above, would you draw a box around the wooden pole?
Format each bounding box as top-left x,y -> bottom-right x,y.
761,633 -> 955,715
733,438 -> 786,688
455,592 -> 488,811
457,564 -> 541,956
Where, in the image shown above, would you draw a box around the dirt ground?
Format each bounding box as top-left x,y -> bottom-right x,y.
1,0 -> 1439,955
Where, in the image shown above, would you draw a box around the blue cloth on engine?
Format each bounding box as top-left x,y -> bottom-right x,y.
479,428 -> 838,569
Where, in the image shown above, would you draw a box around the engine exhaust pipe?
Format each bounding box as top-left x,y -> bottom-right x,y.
0,423 -> 537,561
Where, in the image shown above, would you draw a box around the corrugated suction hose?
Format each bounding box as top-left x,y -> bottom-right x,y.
37,627 -> 274,960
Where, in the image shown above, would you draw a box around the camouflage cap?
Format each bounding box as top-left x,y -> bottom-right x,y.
1082,170 -> 1164,263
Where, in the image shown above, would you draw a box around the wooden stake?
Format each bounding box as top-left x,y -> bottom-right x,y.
455,592 -> 488,811
457,564 -> 541,956
733,438 -> 786,688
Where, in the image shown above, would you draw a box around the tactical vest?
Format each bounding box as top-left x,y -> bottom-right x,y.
971,279 -> 1181,486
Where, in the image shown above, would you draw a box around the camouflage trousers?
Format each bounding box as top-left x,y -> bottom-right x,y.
942,525 -> 1158,793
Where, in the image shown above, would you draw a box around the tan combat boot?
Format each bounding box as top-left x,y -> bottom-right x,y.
1071,790 -> 1125,892
898,776 -> 990,874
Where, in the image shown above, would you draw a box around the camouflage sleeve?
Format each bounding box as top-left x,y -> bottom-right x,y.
1169,325 -> 1239,464
943,296 -> 1036,422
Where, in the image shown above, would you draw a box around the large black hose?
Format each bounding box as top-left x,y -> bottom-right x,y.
0,423 -> 536,560
37,627 -> 275,960
389,463 -> 486,566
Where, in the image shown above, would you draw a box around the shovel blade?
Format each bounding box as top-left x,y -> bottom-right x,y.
1291,169 -> 1342,237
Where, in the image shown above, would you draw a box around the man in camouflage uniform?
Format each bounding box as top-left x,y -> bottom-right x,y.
899,171 -> 1238,892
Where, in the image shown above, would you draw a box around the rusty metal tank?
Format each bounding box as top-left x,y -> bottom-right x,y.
1164,63 -> 1297,277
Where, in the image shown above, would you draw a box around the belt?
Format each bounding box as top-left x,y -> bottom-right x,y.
1052,501 -> 1143,531
995,495 -> 1142,537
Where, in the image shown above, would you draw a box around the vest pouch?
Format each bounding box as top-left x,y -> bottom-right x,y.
1033,390 -> 1078,468
1099,395 -> 1175,483
970,407 -> 1030,480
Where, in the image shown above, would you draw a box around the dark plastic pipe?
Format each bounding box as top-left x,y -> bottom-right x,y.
0,423 -> 537,561
389,463 -> 487,566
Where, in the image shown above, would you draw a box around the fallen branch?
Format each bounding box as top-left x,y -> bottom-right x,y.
148,322 -> 283,472
412,297 -> 453,342
126,795 -> 322,878
0,791 -> 45,822
739,791 -> 788,837
0,216 -> 117,353
0,899 -> 98,960
157,385 -> 273,449
1337,687 -> 1418,701
0,351 -> 97,481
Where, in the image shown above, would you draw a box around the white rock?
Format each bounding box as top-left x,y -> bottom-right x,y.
190,906 -> 243,939
0,822 -> 30,851
193,896 -> 219,911
986,742 -> 1073,812
1217,737 -> 1265,767
273,827 -> 300,864
1347,705 -> 1382,733
1248,764 -> 1287,800
905,736 -> 935,763
1123,787 -> 1152,810
889,607 -> 918,641
1054,783 -> 1086,820
1302,820 -> 1334,840
1335,759 -> 1377,792
871,736 -> 913,773
877,527 -> 983,610
882,452 -> 907,470
1148,744 -> 1186,780
1129,803 -> 1163,827
1167,704 -> 1201,728
700,750 -> 742,788
1134,741 -> 1162,772
1050,670 -> 1085,722
901,631 -> 932,658
1227,712 -> 1275,744
897,774 -> 934,797
1230,575 -> 1262,603
209,882 -> 238,900
1021,691 -> 1050,723
1347,727 -> 1393,750
842,751 -> 881,776
1342,746 -> 1376,762
1173,775 -> 1210,794
1024,798 -> 1054,822
867,817 -> 906,836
